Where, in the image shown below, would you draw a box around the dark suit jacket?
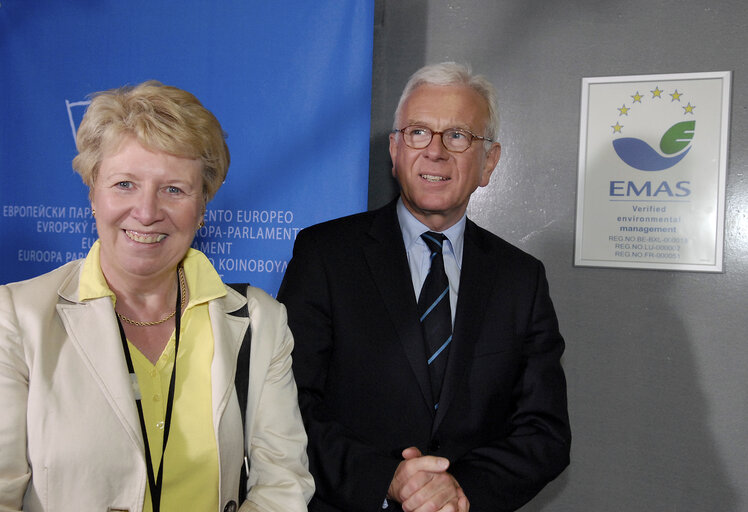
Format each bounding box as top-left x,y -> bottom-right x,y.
278,199 -> 570,512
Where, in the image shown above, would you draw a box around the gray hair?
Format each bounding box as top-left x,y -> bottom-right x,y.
393,62 -> 500,141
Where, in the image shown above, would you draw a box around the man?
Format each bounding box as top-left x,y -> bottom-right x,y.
278,62 -> 570,512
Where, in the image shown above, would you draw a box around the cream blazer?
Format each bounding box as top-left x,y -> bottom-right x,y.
0,259 -> 313,512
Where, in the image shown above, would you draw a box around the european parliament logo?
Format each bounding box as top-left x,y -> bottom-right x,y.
65,99 -> 91,143
610,87 -> 695,172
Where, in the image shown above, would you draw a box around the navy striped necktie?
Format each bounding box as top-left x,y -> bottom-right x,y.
417,231 -> 452,408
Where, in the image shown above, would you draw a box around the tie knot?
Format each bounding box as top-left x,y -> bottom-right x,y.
421,231 -> 446,254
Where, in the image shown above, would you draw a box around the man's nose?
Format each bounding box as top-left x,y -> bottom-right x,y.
423,131 -> 450,158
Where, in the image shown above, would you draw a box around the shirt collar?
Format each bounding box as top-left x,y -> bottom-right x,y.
78,240 -> 226,307
396,197 -> 466,267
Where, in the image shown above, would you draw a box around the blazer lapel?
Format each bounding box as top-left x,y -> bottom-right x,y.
55,266 -> 144,450
433,220 -> 498,431
365,202 -> 434,409
209,289 -> 248,425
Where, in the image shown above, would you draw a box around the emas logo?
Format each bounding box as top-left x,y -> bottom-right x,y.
610,87 -> 696,172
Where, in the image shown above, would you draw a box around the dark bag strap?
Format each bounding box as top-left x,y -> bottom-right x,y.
226,283 -> 252,502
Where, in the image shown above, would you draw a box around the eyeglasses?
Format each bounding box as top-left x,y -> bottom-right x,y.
392,125 -> 493,153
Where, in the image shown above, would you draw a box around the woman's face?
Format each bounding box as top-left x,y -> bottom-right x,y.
91,136 -> 204,283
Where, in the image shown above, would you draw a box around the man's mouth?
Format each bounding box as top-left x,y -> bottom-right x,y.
421,174 -> 449,183
125,230 -> 167,244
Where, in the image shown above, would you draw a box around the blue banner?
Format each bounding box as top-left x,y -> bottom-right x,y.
0,1 -> 373,295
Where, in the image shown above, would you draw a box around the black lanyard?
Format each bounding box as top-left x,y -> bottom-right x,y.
116,270 -> 182,512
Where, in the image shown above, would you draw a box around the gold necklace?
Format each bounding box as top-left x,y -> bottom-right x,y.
116,267 -> 187,327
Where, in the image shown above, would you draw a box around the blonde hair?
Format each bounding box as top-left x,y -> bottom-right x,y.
393,62 -> 500,141
72,81 -> 230,202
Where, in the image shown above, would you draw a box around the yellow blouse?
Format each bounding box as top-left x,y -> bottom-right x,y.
79,241 -> 227,512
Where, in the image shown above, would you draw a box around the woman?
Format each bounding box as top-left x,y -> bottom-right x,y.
0,81 -> 314,511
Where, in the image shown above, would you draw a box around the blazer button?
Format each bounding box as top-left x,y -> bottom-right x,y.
223,500 -> 237,512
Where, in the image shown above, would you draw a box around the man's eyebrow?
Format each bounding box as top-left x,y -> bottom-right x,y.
404,120 -> 474,131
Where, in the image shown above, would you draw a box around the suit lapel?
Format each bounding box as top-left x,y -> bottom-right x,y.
433,220 -> 497,431
365,202 -> 434,409
56,267 -> 144,450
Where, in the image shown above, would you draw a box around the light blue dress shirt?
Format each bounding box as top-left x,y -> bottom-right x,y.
396,198 -> 465,327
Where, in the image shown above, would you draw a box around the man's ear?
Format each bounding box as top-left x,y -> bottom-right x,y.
479,142 -> 501,187
389,132 -> 398,178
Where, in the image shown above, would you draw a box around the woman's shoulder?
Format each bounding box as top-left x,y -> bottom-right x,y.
222,283 -> 282,316
247,286 -> 286,321
1,259 -> 83,302
0,260 -> 84,340
246,285 -> 275,304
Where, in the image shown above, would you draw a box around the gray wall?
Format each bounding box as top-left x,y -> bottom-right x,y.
368,1 -> 748,510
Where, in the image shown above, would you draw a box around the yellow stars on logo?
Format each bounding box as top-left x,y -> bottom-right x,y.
609,84 -> 698,138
